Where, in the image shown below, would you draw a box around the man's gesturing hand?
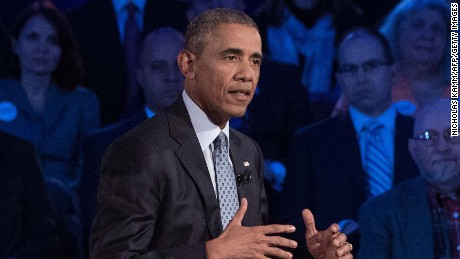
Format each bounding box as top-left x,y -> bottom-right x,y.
206,198 -> 298,259
303,209 -> 353,259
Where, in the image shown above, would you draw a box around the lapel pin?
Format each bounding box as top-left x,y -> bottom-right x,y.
243,161 -> 250,167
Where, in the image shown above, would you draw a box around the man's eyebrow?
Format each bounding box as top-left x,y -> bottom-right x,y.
219,48 -> 263,60
219,48 -> 243,56
251,52 -> 263,61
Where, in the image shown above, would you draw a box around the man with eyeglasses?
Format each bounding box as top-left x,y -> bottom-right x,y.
279,27 -> 418,255
359,98 -> 460,258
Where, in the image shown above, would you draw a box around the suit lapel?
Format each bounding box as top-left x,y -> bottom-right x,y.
168,99 -> 223,238
397,177 -> 434,258
339,114 -> 368,196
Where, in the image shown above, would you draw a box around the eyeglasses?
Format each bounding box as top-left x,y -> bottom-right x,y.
337,60 -> 390,75
411,129 -> 460,147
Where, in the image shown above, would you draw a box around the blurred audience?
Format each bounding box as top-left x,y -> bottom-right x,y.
0,2 -> 100,257
359,98 -> 459,258
186,0 -> 245,21
257,0 -> 336,100
0,0 -> 99,189
332,0 -> 450,117
80,27 -> 185,256
0,131 -> 58,259
0,17 -> 14,78
279,28 -> 418,254
68,0 -> 188,125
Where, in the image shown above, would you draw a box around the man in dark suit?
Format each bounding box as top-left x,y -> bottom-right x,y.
359,99 -> 460,258
90,9 -> 353,259
280,28 -> 418,253
0,131 -> 58,258
68,0 -> 188,125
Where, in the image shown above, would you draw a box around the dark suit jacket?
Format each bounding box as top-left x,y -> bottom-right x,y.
279,112 -> 418,245
80,111 -> 147,255
359,176 -> 436,259
68,0 -> 188,125
90,98 -> 268,258
0,131 -> 58,258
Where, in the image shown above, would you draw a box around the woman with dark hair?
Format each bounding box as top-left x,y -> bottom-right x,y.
0,0 -> 99,188
0,2 -> 99,257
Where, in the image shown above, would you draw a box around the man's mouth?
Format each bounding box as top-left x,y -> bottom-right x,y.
228,89 -> 250,96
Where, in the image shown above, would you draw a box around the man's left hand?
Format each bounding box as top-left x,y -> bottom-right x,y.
303,209 -> 353,258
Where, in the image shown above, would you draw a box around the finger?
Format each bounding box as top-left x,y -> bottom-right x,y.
332,232 -> 348,247
264,246 -> 294,259
266,236 -> 298,249
257,224 -> 296,235
302,209 -> 316,238
228,198 -> 247,226
336,241 -> 353,257
326,223 -> 340,238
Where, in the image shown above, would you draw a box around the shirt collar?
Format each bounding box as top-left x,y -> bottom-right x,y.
349,104 -> 397,134
144,105 -> 155,118
182,91 -> 230,152
112,0 -> 147,15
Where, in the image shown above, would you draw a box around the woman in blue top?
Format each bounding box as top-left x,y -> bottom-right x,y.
0,1 -> 100,189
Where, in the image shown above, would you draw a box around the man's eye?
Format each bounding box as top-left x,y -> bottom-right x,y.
225,55 -> 238,61
251,59 -> 261,66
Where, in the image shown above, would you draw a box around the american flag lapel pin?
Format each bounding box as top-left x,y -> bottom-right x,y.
243,161 -> 250,167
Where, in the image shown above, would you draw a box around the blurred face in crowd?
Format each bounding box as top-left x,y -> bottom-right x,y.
180,23 -> 262,128
137,30 -> 184,112
398,8 -> 447,70
187,0 -> 245,21
336,33 -> 393,117
12,15 -> 62,76
291,0 -> 319,10
408,100 -> 460,195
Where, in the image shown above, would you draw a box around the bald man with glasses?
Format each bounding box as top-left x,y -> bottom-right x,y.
359,98 -> 460,258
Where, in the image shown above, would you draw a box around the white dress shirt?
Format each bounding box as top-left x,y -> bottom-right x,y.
182,91 -> 231,197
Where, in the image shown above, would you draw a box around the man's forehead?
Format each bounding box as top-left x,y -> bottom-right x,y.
415,109 -> 450,133
338,35 -> 385,62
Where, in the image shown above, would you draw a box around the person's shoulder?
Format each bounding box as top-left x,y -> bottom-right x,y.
87,112 -> 145,142
293,115 -> 345,141
61,85 -> 99,107
73,85 -> 98,98
0,131 -> 33,152
363,176 -> 423,211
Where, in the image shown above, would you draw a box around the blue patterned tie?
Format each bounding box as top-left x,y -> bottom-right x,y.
363,121 -> 392,197
213,132 -> 239,229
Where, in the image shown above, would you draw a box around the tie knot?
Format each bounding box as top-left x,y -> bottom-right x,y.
213,132 -> 227,148
125,2 -> 139,15
363,121 -> 384,135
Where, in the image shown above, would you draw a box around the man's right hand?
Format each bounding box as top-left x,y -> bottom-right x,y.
206,198 -> 298,259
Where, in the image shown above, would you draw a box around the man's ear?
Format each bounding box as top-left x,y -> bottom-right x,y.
177,50 -> 195,79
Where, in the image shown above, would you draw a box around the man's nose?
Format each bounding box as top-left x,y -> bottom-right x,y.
234,61 -> 254,83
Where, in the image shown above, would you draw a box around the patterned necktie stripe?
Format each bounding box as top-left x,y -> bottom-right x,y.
364,121 -> 392,197
213,132 -> 239,229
